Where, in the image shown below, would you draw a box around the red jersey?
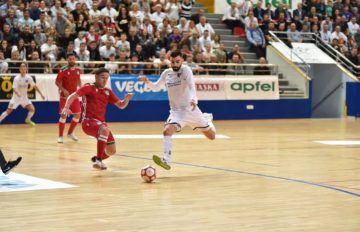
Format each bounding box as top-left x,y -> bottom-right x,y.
56,66 -> 81,98
76,84 -> 119,122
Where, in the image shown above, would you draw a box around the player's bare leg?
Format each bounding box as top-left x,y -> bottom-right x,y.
58,114 -> 67,143
153,124 -> 177,170
202,113 -> 216,140
24,104 -> 36,126
67,113 -> 80,141
0,108 -> 14,123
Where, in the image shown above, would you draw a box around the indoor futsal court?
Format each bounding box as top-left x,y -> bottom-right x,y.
0,118 -> 359,231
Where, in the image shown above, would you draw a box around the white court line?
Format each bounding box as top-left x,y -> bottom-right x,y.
315,140 -> 360,145
0,173 -> 77,193
112,134 -> 230,139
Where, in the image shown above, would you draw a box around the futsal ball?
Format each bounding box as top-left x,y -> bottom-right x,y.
141,165 -> 157,183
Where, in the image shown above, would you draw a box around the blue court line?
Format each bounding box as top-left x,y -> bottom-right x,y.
119,154 -> 360,198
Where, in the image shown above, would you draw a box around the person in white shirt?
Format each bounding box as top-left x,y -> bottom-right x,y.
100,0 -> 118,22
99,39 -> 116,60
138,50 -> 216,170
347,16 -> 359,35
0,63 -> 45,125
74,31 -> 87,50
114,33 -> 130,56
104,53 -> 118,74
151,4 -> 167,26
196,16 -> 215,37
222,2 -> 241,32
176,17 -> 189,33
331,25 -> 348,44
198,29 -> 212,51
75,42 -> 90,69
89,1 -> 101,19
41,36 -> 58,61
165,0 -> 181,21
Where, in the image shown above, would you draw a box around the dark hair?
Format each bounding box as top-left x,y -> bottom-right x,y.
66,52 -> 76,58
95,67 -> 109,75
170,50 -> 182,58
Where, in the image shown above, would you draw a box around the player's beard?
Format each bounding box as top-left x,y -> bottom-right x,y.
68,62 -> 75,67
172,65 -> 181,72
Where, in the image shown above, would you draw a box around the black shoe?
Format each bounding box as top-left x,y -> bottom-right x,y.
91,156 -> 97,162
2,156 -> 22,175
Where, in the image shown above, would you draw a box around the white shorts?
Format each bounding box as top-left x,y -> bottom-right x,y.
165,106 -> 210,132
8,97 -> 32,110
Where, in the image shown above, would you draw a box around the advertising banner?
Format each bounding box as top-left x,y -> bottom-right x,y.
110,74 -> 168,100
225,76 -> 279,99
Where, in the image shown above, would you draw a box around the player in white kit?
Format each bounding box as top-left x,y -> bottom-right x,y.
0,63 -> 45,125
139,50 -> 216,170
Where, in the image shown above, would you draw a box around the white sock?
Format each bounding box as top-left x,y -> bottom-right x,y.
163,135 -> 172,163
208,121 -> 216,133
26,111 -> 34,121
0,111 -> 8,122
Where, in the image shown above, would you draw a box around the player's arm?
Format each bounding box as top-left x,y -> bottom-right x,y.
61,92 -> 80,116
186,68 -> 198,110
34,85 -> 45,100
55,72 -> 70,97
114,93 -> 134,109
138,73 -> 166,91
12,78 -> 21,97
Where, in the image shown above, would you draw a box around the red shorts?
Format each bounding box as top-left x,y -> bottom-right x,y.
82,119 -> 115,144
59,98 -> 81,114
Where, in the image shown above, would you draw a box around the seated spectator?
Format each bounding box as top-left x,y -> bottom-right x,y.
8,50 -> 21,73
57,28 -> 76,51
58,41 -> 76,61
74,31 -> 87,50
167,27 -> 182,50
19,26 -> 35,46
87,41 -> 100,72
100,27 -> 116,46
331,25 -> 348,44
104,53 -> 118,74
99,39 -> 116,61
244,10 -> 258,29
0,51 -> 8,73
177,17 -> 189,33
28,51 -> 45,73
301,24 -> 312,42
202,43 -> 213,63
128,28 -> 141,53
354,28 -> 360,47
188,20 -> 199,36
89,15 -> 104,35
1,24 -> 17,46
151,4 -> 167,26
143,58 -> 155,75
207,55 -> 220,75
33,11 -> 50,33
100,0 -> 118,23
12,38 -> 27,61
320,23 -> 332,44
86,26 -> 100,45
213,43 -> 228,63
227,53 -> 244,75
75,42 -> 90,70
6,8 -> 20,35
41,36 -> 58,62
253,1 -> 265,22
129,2 -> 144,24
134,43 -> 145,61
33,26 -> 47,47
115,6 -> 130,36
128,53 -> 144,75
75,14 -> 89,33
347,47 -> 359,66
227,43 -> 244,62
118,50 -> 130,74
140,16 -> 154,36
287,23 -> 302,43
253,57 -> 271,75
157,18 -> 173,37
190,8 -> 205,25
115,33 -> 130,56
196,16 -> 215,37
183,54 -> 204,73
222,1 -> 242,33
198,29 -> 212,52
26,40 -> 41,60
348,16 -> 359,35
0,40 -> 12,59
153,48 -> 170,72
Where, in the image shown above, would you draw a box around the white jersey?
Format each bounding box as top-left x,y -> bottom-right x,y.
12,74 -> 35,100
147,65 -> 198,111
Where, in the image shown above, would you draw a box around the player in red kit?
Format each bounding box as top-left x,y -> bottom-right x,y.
56,53 -> 82,144
61,68 -> 133,170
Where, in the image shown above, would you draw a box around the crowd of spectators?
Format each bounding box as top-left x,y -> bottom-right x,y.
222,0 -> 360,69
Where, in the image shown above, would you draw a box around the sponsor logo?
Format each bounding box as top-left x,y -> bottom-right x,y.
114,81 -> 167,94
230,81 -> 276,93
196,83 -> 220,91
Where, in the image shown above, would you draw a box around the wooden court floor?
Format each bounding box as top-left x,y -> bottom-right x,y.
0,118 -> 359,232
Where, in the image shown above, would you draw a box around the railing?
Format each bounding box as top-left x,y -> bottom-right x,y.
268,31 -> 310,78
1,60 -> 279,76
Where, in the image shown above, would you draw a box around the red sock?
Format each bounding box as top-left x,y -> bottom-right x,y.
59,122 -> 65,137
67,119 -> 78,135
97,139 -> 109,160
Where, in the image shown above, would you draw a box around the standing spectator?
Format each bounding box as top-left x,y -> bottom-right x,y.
246,22 -> 266,58
165,0 -> 181,22
180,0 -> 195,20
